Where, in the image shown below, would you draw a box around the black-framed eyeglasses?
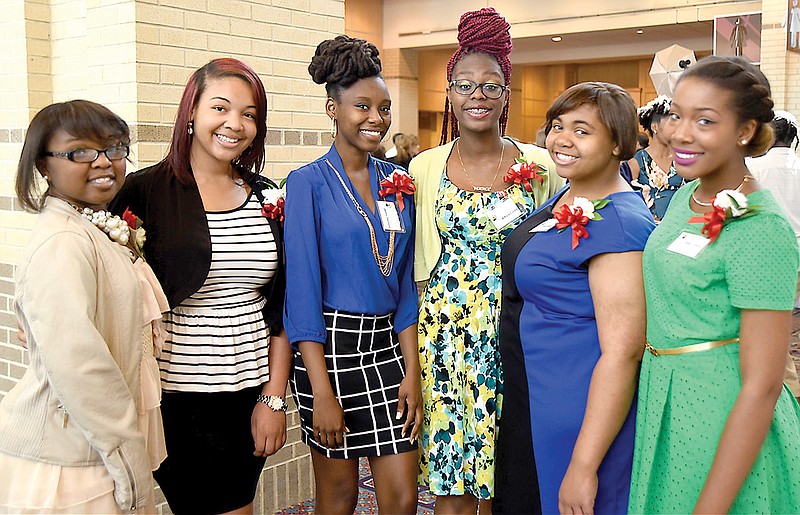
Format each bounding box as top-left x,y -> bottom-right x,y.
43,145 -> 130,163
448,79 -> 507,99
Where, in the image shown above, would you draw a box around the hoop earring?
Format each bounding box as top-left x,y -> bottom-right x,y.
330,118 -> 337,138
188,121 -> 194,135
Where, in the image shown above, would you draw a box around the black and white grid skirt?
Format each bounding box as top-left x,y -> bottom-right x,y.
291,310 -> 418,459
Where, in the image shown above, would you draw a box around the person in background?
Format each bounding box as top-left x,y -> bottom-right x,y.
387,133 -> 420,170
746,109 -> 800,399
496,82 -> 654,515
283,35 -> 421,515
111,58 -> 291,515
412,7 -> 562,514
0,100 -> 159,513
629,55 -> 800,514
385,132 -> 404,160
629,95 -> 683,220
636,131 -> 649,151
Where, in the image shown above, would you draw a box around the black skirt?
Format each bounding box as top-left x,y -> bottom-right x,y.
291,310 -> 418,459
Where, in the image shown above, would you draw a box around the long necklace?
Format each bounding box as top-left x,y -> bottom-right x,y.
70,204 -> 131,246
326,159 -> 396,277
456,139 -> 505,192
691,174 -> 755,207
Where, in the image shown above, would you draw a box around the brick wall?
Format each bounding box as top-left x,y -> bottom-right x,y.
0,1 -> 345,513
761,0 -> 800,114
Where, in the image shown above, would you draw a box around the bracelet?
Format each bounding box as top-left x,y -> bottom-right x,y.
256,394 -> 287,412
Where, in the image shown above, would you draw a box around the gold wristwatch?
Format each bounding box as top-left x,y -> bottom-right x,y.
256,394 -> 287,412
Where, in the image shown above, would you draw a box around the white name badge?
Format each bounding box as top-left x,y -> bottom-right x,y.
376,200 -> 405,233
487,196 -> 523,230
667,231 -> 710,258
529,218 -> 557,233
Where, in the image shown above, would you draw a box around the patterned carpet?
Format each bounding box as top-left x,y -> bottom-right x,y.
274,458 -> 434,514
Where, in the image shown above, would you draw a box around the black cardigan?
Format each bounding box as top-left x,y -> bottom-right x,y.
110,161 -> 285,332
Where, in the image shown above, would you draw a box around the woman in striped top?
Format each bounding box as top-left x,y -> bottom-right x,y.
110,58 -> 291,515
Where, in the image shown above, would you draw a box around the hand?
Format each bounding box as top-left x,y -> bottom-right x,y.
312,393 -> 347,449
251,402 -> 287,457
396,373 -> 422,442
17,320 -> 27,348
558,462 -> 598,515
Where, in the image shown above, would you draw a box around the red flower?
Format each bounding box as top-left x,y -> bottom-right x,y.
503,161 -> 545,192
121,207 -> 138,229
688,200 -> 727,242
378,171 -> 416,212
261,197 -> 285,222
554,204 -> 591,249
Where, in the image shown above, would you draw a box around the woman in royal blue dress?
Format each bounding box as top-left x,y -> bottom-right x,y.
494,82 -> 655,514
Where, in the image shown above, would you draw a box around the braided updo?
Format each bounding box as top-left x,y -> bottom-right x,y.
678,56 -> 774,156
637,95 -> 671,136
440,7 -> 513,144
308,35 -> 382,101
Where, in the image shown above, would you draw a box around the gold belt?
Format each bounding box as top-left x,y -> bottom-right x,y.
644,337 -> 739,357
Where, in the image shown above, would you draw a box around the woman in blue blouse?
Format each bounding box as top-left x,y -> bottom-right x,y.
283,36 -> 421,514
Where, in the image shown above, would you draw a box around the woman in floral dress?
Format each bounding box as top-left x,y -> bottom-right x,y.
411,8 -> 561,514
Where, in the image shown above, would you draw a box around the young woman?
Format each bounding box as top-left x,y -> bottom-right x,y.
0,100 -> 163,513
629,95 -> 683,220
283,36 -> 421,515
110,58 -> 291,515
495,82 -> 655,515
629,56 -> 800,513
411,8 -> 562,514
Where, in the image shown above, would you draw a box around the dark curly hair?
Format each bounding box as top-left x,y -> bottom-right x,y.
308,35 -> 382,100
637,95 -> 671,136
678,56 -> 774,157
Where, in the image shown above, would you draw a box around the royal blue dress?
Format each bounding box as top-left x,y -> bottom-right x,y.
494,188 -> 654,514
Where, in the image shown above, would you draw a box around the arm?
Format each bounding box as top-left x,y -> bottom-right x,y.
559,251 -> 646,515
627,157 -> 641,178
251,328 -> 292,457
298,340 -> 346,449
395,324 -> 422,442
693,310 -> 790,514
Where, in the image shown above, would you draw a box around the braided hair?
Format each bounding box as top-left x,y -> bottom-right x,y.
308,35 -> 382,100
440,7 -> 513,144
678,56 -> 774,157
637,95 -> 671,136
773,110 -> 799,149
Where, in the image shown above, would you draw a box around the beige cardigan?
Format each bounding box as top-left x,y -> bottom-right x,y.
0,197 -> 153,512
411,138 -> 565,283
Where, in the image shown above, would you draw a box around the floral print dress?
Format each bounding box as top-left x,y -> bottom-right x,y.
418,174 -> 535,499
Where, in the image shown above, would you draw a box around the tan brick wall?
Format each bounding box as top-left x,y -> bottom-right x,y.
0,1 -> 345,513
761,0 -> 800,114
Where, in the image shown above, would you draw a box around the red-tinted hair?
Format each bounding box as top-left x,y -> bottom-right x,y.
167,58 -> 268,185
440,7 -> 513,144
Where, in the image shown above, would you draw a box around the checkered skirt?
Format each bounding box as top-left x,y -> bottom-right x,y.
291,310 -> 418,459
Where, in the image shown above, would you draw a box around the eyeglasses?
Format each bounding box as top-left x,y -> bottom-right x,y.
44,145 -> 130,163
448,79 -> 508,99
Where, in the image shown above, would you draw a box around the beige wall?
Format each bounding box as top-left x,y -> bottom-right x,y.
0,1 -> 345,513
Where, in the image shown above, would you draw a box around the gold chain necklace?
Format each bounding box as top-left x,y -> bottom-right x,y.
691,174 -> 754,207
326,159 -> 396,277
456,139 -> 505,193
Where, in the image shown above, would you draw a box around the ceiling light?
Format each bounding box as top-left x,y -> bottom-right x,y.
637,29 -> 644,34
551,36 -> 562,42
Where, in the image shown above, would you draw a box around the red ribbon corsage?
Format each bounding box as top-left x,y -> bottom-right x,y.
504,157 -> 546,192
378,170 -> 416,212
687,189 -> 757,243
260,188 -> 285,222
553,197 -> 609,249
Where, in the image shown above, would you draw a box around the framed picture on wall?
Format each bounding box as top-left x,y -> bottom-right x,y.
713,13 -> 762,64
787,0 -> 800,53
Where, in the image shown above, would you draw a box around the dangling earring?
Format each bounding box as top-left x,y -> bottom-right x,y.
188,121 -> 194,135
330,118 -> 337,138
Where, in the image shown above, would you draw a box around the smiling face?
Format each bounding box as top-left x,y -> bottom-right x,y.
546,103 -> 621,182
666,76 -> 756,182
189,76 -> 258,170
41,129 -> 126,210
447,52 -> 508,136
327,76 -> 391,154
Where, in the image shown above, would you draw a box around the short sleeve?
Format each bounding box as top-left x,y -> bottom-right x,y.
726,213 -> 799,310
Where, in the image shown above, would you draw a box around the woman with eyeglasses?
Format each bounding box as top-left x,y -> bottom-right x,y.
411,8 -> 562,514
110,58 -> 291,515
0,100 -> 163,513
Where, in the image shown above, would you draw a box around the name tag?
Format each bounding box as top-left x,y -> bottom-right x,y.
667,231 -> 710,258
529,218 -> 557,233
376,200 -> 405,233
487,196 -> 523,230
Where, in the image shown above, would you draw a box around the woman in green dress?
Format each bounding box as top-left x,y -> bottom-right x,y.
629,55 -> 800,513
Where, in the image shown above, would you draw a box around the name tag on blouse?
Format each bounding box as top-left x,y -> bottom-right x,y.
667,231 -> 710,258
487,195 -> 523,230
376,200 -> 405,233
529,218 -> 557,233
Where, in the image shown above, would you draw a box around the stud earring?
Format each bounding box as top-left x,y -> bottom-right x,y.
330,118 -> 337,138
741,139 -> 748,145
188,121 -> 194,135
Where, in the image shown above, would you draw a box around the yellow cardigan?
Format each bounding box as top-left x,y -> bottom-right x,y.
410,138 -> 564,283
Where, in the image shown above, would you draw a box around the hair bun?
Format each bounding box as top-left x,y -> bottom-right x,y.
457,7 -> 512,57
308,35 -> 381,88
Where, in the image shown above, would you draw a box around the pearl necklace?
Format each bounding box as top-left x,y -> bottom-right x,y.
72,205 -> 130,246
